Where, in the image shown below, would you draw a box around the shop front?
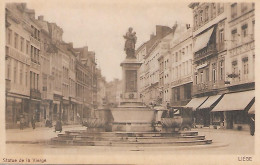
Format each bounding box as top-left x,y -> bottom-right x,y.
69,98 -> 77,124
6,95 -> 29,128
52,94 -> 62,121
211,90 -> 255,131
29,99 -> 41,126
196,94 -> 223,127
62,99 -> 70,124
184,96 -> 208,127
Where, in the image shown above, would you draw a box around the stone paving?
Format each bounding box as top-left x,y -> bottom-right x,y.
5,126 -> 254,155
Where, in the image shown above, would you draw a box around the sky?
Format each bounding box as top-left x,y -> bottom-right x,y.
27,0 -> 193,82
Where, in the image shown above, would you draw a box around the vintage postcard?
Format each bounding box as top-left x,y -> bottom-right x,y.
0,0 -> 259,164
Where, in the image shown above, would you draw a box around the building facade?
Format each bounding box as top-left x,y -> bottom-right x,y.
169,25 -> 193,108
5,3 -> 32,128
5,3 -> 104,128
188,3 -> 255,130
137,25 -> 173,106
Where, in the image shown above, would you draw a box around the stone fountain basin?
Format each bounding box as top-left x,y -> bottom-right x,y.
110,107 -> 155,123
110,106 -> 156,132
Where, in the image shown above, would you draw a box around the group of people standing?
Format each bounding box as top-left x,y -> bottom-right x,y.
19,113 -> 35,130
19,113 -> 62,132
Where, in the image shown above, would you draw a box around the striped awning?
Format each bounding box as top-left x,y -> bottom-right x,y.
193,27 -> 214,53
184,96 -> 208,111
212,90 -> 255,112
199,95 -> 222,109
248,103 -> 255,114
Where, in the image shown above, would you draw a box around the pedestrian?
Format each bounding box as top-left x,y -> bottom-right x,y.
54,120 -> 62,132
20,114 -> 25,130
249,115 -> 255,136
31,115 -> 36,129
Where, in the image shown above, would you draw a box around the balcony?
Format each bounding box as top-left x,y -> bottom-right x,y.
193,80 -> 225,95
30,89 -> 41,100
42,91 -> 53,100
194,44 -> 217,62
6,79 -> 11,92
30,36 -> 41,48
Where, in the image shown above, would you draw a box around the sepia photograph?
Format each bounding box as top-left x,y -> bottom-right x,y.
1,0 -> 258,164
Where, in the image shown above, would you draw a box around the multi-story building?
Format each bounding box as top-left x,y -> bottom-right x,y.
96,68 -> 107,108
106,79 -> 122,107
137,25 -> 173,105
135,42 -> 147,100
211,3 -> 255,130
66,43 -> 77,124
187,3 -> 230,127
47,23 -> 64,122
188,3 -> 255,130
169,25 -> 193,108
5,3 -> 104,128
5,3 -> 32,128
74,46 -> 97,119
37,15 -> 54,126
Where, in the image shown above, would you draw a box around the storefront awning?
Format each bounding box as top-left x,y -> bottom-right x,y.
193,27 -> 214,53
199,95 -> 222,109
211,90 -> 255,112
184,96 -> 208,111
248,103 -> 255,114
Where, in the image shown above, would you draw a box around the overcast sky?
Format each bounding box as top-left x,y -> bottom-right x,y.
27,0 -> 193,82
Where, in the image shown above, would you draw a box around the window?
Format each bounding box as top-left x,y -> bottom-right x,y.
26,41 -> 29,54
175,52 -> 178,62
176,66 -> 178,78
231,29 -> 237,46
195,75 -> 198,84
232,60 -> 238,81
179,50 -> 181,61
231,3 -> 237,19
14,60 -> 17,83
14,33 -> 18,49
7,29 -> 12,45
205,68 -> 209,81
212,63 -> 217,83
218,3 -> 224,14
212,3 -> 216,18
219,61 -> 224,80
7,59 -> 11,80
199,10 -> 203,25
219,29 -> 224,50
200,71 -> 204,83
20,63 -> 23,84
179,65 -> 181,78
241,3 -> 247,13
31,46 -> 33,59
194,15 -> 198,27
241,24 -> 248,39
219,29 -> 224,43
205,6 -> 209,21
25,70 -> 28,87
37,74 -> 39,90
252,20 -> 255,39
242,57 -> 249,79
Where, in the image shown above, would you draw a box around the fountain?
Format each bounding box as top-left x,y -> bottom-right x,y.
50,28 -> 212,146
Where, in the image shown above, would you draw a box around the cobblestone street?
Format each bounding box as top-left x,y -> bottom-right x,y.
5,127 -> 254,155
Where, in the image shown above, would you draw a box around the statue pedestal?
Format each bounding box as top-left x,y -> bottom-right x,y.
110,58 -> 156,132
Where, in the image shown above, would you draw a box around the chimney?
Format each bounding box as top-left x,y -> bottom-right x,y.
156,25 -> 172,38
150,33 -> 155,40
172,22 -> 178,34
21,3 -> 27,9
68,42 -> 73,48
38,15 -> 44,21
186,24 -> 191,29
